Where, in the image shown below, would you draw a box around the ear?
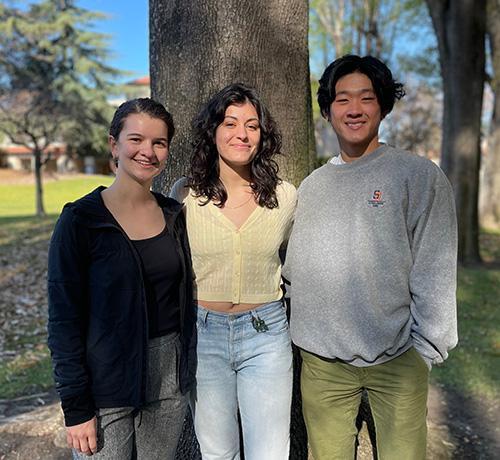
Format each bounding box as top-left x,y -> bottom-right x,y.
108,135 -> 117,158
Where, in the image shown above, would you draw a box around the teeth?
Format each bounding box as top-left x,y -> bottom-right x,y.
346,122 -> 364,129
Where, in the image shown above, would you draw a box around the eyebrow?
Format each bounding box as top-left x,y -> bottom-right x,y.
224,115 -> 259,122
335,88 -> 376,96
126,133 -> 168,141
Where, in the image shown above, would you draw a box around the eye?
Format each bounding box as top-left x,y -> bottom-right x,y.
154,140 -> 168,148
335,98 -> 349,104
129,137 -> 141,143
362,96 -> 376,102
224,122 -> 235,128
247,124 -> 259,131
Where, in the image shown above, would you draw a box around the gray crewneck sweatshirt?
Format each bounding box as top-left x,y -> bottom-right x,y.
283,145 -> 458,368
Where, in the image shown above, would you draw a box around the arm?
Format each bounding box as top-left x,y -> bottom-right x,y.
47,208 -> 97,450
408,174 -> 458,368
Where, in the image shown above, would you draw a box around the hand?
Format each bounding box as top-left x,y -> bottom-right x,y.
66,416 -> 97,456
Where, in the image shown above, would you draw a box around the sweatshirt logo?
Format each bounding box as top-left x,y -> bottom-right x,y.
368,189 -> 385,208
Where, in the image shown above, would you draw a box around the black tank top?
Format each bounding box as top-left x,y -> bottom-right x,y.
132,225 -> 181,338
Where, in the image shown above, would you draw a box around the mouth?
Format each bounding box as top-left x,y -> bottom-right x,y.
345,121 -> 365,130
230,144 -> 251,149
134,159 -> 159,168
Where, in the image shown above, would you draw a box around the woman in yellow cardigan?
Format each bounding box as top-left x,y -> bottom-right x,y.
171,83 -> 296,460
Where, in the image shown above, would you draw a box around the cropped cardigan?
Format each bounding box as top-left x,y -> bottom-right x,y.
170,178 -> 296,304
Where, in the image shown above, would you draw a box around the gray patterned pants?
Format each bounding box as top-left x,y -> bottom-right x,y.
73,333 -> 188,460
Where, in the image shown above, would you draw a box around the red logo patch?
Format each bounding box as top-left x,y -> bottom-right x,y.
368,189 -> 385,208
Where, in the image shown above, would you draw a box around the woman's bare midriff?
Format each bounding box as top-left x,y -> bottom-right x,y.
197,300 -> 265,313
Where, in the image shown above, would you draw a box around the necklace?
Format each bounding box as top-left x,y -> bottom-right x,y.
223,193 -> 254,209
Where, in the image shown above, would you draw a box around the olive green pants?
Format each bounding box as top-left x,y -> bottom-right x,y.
301,347 -> 429,460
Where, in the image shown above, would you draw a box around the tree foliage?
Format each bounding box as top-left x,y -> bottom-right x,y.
383,79 -> 442,157
309,0 -> 428,73
0,0 -> 119,215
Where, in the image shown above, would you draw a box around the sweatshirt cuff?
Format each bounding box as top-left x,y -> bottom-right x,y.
61,393 -> 96,427
419,353 -> 433,370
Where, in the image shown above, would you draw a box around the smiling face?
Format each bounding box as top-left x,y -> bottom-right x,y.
329,71 -> 382,160
215,101 -> 261,171
109,113 -> 169,185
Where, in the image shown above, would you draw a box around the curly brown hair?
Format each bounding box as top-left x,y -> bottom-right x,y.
188,83 -> 282,209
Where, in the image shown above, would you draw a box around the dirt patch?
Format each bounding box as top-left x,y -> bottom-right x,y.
0,390 -> 67,459
427,384 -> 499,459
0,384 -> 498,459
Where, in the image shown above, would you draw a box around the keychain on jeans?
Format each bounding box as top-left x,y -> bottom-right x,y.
251,313 -> 269,332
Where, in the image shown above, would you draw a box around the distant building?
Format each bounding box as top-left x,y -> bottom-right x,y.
0,77 -> 153,175
0,143 -> 66,172
109,76 -> 151,107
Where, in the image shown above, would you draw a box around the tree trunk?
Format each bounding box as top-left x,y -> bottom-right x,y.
425,0 -> 486,264
149,1 -> 312,459
149,0 -> 315,194
480,0 -> 500,229
33,149 -> 46,217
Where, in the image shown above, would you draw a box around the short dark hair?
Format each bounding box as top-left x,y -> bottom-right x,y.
188,83 -> 282,209
109,98 -> 175,145
317,55 -> 405,119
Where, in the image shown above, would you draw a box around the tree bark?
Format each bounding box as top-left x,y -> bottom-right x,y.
149,1 -> 313,459
480,0 -> 500,229
33,149 -> 46,217
425,0 -> 486,264
149,0 -> 315,194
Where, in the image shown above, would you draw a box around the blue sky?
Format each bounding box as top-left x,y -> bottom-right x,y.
76,1 -> 435,84
78,0 -> 149,80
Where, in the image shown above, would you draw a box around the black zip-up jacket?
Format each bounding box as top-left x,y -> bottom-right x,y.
47,186 -> 195,426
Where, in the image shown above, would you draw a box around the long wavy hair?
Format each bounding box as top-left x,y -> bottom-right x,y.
188,83 -> 282,209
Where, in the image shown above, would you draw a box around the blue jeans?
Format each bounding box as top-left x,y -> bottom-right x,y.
191,300 -> 293,460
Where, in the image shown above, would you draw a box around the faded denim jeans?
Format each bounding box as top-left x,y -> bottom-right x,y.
191,300 -> 293,460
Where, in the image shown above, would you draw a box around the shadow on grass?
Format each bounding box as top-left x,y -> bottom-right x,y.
0,214 -> 58,250
0,213 -> 59,225
442,386 -> 499,459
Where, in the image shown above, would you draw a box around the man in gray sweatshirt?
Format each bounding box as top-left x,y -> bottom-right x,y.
283,55 -> 458,460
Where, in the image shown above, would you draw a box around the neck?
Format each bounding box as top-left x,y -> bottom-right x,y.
219,162 -> 252,192
339,137 -> 381,163
105,172 -> 154,206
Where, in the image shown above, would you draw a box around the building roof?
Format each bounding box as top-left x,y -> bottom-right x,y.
0,144 -> 66,156
128,76 -> 150,86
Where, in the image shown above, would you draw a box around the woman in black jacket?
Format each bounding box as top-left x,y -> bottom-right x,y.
47,98 -> 194,459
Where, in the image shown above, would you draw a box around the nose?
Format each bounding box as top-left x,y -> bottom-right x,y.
140,140 -> 155,156
346,99 -> 363,117
235,124 -> 249,140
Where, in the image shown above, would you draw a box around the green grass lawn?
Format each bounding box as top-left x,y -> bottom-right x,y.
431,266 -> 500,399
0,174 -> 113,217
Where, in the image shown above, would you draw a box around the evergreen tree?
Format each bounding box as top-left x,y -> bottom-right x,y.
0,0 -> 120,216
